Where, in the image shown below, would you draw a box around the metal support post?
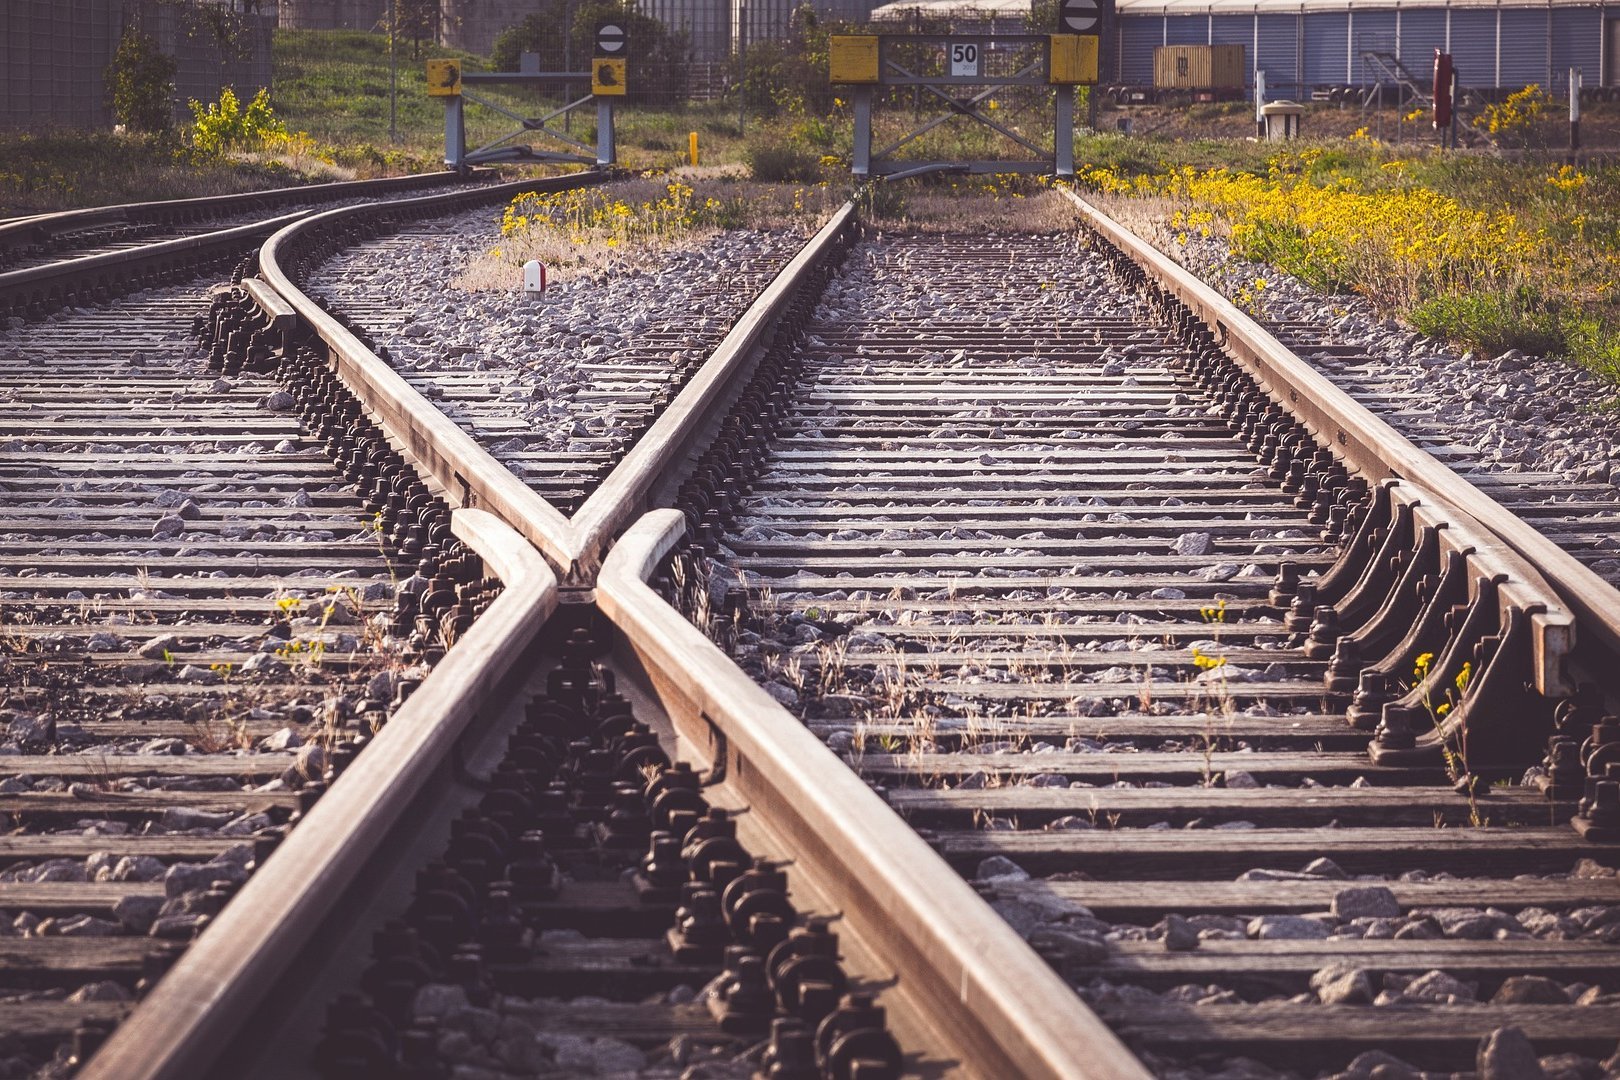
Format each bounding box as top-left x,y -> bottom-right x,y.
444,96 -> 465,169
1255,69 -> 1266,138
737,3 -> 748,135
596,98 -> 616,166
852,85 -> 873,177
1458,68 -> 1470,149
1570,67 -> 1582,152
1055,85 -> 1075,177
388,0 -> 398,143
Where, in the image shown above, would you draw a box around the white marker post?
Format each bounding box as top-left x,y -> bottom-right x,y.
522,260 -> 547,298
1255,69 -> 1266,138
1570,67 -> 1582,152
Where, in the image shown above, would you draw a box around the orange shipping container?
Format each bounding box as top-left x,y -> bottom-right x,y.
1154,44 -> 1245,91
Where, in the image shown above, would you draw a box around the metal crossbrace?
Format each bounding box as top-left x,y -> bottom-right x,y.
1359,51 -> 1430,107
869,60 -> 1050,161
460,90 -> 599,164
849,34 -> 1079,179
442,72 -> 615,170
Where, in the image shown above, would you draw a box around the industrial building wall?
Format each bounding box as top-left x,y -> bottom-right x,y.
0,0 -> 124,131
1352,8 -> 1398,84
811,0 -> 882,23
1116,3 -> 1611,97
1254,12 -> 1299,94
648,0 -> 881,64
1302,10 -> 1348,85
439,0 -> 533,56
647,0 -> 733,61
1,0 -> 274,132
733,0 -> 796,51
277,0 -> 391,31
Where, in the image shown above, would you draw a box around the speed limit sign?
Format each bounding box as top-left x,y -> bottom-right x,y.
950,42 -> 980,77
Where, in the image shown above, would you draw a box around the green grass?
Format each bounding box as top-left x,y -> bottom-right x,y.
1075,130 -> 1620,387
0,131 -> 312,216
271,29 -> 494,165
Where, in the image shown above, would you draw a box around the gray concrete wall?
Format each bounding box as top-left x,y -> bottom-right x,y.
0,1 -> 275,132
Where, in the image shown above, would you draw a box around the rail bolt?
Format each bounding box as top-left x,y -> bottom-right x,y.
816,993 -> 903,1080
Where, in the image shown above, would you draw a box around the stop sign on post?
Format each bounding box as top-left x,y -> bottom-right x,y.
1059,0 -> 1099,33
595,20 -> 627,58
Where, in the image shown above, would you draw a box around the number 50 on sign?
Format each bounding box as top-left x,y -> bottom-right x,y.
950,42 -> 979,77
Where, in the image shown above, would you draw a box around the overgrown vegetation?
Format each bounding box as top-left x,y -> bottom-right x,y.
492,1 -> 691,105
106,28 -> 178,133
460,172 -> 841,287
0,132 -> 309,216
1077,140 -> 1620,385
190,88 -> 289,154
1474,84 -> 1555,147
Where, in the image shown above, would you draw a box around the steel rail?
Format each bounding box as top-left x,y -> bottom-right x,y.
1061,186 -> 1620,666
78,508 -> 558,1080
255,172 -> 612,572
567,202 -> 860,581
0,169 -> 477,260
244,187 -> 1154,1075
597,508 -> 1151,1080
0,210 -> 310,316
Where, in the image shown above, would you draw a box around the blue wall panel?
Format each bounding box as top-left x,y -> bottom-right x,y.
1352,9 -> 1398,84
1550,6 -> 1602,90
1396,8 -> 1448,78
1352,9 -> 1398,56
1255,12 -> 1300,96
1113,4 -> 1610,94
1499,8 -> 1550,86
1209,14 -> 1251,47
1119,17 -> 1160,84
1164,14 -> 1207,46
1303,11 -> 1350,85
1210,13 -> 1252,85
1448,9 -> 1499,87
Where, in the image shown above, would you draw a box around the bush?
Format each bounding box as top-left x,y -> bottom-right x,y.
1474,85 -> 1555,147
1408,290 -> 1563,358
744,138 -> 821,182
189,88 -> 289,154
492,1 -> 689,106
107,29 -> 177,133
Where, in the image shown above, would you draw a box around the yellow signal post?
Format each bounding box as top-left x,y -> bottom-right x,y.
592,58 -> 627,96
688,131 -> 699,165
1049,34 -> 1099,84
829,36 -> 880,83
425,58 -> 462,95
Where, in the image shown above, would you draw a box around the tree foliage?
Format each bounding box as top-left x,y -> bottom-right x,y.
107,28 -> 178,133
491,1 -> 690,105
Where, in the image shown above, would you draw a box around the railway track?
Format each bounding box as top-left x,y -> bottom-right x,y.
295,209 -> 807,515
648,209 -> 1620,1075
0,272 -> 474,1073
0,172 -> 474,275
8,173 -> 1617,1079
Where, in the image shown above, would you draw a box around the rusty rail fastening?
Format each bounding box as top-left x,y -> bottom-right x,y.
59,175 -> 1620,1078
1067,186 -> 1619,849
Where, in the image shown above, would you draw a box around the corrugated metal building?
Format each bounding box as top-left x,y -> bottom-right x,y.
653,0 -> 888,60
644,0 -> 733,61
1114,0 -> 1620,97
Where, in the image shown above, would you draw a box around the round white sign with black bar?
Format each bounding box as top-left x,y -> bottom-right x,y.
1060,0 -> 1098,33
597,22 -> 626,54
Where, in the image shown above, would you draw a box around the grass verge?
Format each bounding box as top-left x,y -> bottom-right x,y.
1073,135 -> 1620,387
